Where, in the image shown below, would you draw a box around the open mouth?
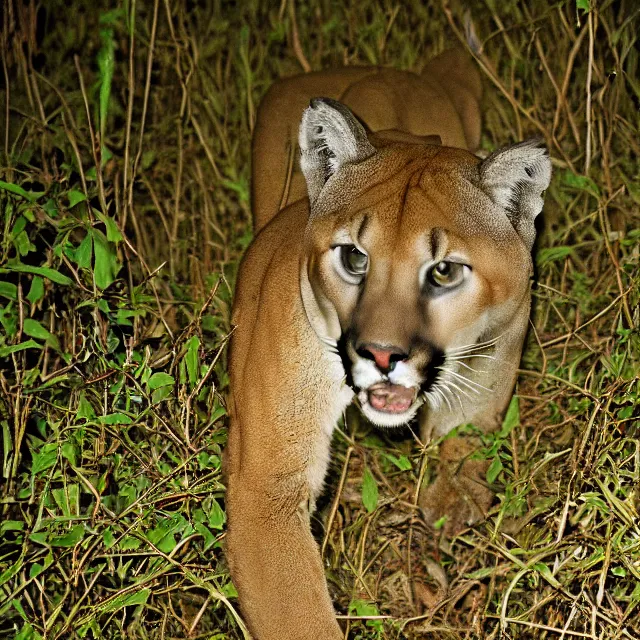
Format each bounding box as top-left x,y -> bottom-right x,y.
365,381 -> 419,414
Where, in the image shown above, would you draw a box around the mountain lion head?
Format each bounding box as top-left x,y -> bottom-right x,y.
298,98 -> 551,429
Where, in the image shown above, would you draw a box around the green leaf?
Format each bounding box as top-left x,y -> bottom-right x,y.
0,557 -> 23,587
50,525 -> 85,547
208,499 -> 226,530
536,246 -> 575,267
30,553 -> 53,580
22,318 -> 60,351
77,393 -> 95,420
186,336 -> 200,386
97,27 -> 115,139
67,189 -> 87,207
0,281 -> 18,300
14,230 -> 34,256
0,340 -> 41,358
148,372 -> 175,389
75,233 -> 93,269
26,276 -> 44,304
92,229 -> 120,290
361,466 -> 379,513
95,211 -> 123,243
533,561 -> 561,588
101,588 -> 150,614
486,456 -> 504,484
194,523 -> 216,551
577,0 -> 590,12
0,521 -> 24,535
4,264 -> 72,285
98,412 -> 133,425
381,452 -> 412,471
31,444 -> 58,475
60,442 -> 78,467
561,169 -> 599,195
0,180 -> 42,202
499,396 -> 520,438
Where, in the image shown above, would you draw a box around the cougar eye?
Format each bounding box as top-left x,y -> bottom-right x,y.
426,261 -> 467,288
332,245 -> 369,284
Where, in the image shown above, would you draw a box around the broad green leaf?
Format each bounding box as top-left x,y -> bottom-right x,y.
0,340 -> 40,358
208,499 -> 226,530
22,318 -> 60,351
4,264 -> 72,285
0,521 -> 24,535
118,535 -> 141,551
92,229 -> 120,290
536,246 -> 574,267
361,466 -> 378,513
60,442 -> 78,467
381,452 -> 412,471
486,456 -> 503,484
77,393 -> 95,420
151,385 -> 172,404
194,522 -> 216,551
75,233 -> 93,269
96,211 -> 123,243
103,528 -> 115,549
148,372 -> 175,389
186,336 -> 200,386
50,525 -> 84,547
499,396 -> 520,438
29,551 -> 53,579
67,189 -> 87,207
31,444 -> 58,475
0,281 -> 17,300
0,180 -> 42,202
561,169 -> 599,195
26,276 -> 44,304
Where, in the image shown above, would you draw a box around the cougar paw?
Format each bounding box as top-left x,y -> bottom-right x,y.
419,461 -> 494,536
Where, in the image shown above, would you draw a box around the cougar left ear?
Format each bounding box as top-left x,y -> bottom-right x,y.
479,139 -> 552,250
299,98 -> 375,206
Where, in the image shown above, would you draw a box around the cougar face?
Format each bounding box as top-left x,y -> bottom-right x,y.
303,144 -> 534,428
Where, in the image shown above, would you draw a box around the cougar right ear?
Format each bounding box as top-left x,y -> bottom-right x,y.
299,98 -> 375,206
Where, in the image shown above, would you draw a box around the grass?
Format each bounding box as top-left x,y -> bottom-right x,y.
0,0 -> 638,638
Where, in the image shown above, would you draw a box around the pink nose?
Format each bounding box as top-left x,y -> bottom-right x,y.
357,344 -> 408,373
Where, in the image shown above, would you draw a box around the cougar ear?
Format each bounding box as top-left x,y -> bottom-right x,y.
299,98 -> 375,206
479,139 -> 552,250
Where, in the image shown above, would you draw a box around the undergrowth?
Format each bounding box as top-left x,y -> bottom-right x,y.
1,1 -> 638,639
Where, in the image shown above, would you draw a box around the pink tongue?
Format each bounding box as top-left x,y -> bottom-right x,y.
368,384 -> 415,413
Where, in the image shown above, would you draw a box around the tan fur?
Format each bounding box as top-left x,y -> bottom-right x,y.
226,49 -> 551,639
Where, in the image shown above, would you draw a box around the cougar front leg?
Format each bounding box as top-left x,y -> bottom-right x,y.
418,434 -> 494,536
226,347 -> 350,639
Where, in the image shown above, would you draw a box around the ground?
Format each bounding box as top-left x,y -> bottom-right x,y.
0,1 -> 639,639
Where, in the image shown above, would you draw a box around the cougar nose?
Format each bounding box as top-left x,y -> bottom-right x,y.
356,344 -> 408,373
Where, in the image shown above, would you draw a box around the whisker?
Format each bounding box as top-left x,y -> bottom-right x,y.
445,369 -> 494,394
443,378 -> 473,402
447,352 -> 497,359
447,333 -> 504,355
446,359 -> 487,375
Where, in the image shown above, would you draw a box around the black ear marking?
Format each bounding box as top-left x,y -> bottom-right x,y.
298,98 -> 375,207
479,139 -> 552,250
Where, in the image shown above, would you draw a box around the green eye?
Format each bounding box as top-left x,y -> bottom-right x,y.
341,245 -> 368,276
427,261 -> 466,288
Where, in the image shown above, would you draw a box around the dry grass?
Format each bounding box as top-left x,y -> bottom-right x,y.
0,0 -> 638,638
